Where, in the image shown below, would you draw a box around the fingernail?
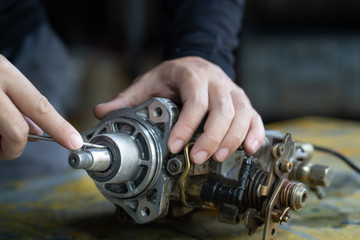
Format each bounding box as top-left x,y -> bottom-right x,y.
251,140 -> 260,153
70,133 -> 83,150
193,151 -> 208,165
170,139 -> 184,153
215,148 -> 229,162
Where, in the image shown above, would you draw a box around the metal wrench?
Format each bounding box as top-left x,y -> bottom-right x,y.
28,134 -> 106,149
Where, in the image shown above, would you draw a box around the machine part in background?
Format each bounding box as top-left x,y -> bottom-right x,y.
69,98 -> 334,240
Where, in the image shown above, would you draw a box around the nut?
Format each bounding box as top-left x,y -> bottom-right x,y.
280,161 -> 293,173
167,157 -> 183,175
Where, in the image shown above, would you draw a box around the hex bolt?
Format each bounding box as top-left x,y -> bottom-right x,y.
167,158 -> 183,175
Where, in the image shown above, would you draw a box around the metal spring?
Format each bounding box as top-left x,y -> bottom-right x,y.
279,180 -> 296,207
245,169 -> 268,211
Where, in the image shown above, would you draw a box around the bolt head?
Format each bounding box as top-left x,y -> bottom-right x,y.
166,158 -> 183,175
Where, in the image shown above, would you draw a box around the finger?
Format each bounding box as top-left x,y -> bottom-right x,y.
24,115 -> 43,136
0,92 -> 29,159
0,56 -> 83,150
93,77 -> 154,119
167,80 -> 209,154
189,84 -> 235,165
213,90 -> 253,162
243,111 -> 265,154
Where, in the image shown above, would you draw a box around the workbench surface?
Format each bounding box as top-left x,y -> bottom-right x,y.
1,117 -> 360,239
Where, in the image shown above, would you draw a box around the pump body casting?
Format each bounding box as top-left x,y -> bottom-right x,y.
69,98 -> 333,240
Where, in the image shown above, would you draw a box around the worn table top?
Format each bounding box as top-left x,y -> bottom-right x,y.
1,117 -> 360,240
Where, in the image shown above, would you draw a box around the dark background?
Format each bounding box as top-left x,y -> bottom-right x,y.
41,0 -> 360,129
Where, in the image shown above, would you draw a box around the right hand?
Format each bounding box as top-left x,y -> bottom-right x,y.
94,56 -> 264,165
0,55 -> 83,160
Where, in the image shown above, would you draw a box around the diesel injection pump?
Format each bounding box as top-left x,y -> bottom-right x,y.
68,98 -> 334,240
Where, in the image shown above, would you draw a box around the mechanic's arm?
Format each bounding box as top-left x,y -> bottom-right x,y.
0,55 -> 83,160
94,0 -> 265,165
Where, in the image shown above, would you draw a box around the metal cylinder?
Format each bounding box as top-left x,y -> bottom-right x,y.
69,148 -> 112,171
280,181 -> 308,211
289,162 -> 333,187
290,183 -> 308,211
88,133 -> 142,184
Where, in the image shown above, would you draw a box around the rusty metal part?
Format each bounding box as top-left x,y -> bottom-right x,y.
280,161 -> 293,173
280,180 -> 308,211
68,98 -> 334,240
290,162 -> 333,187
242,208 -> 264,235
263,179 -> 287,240
218,204 -> 240,224
272,207 -> 291,224
259,134 -> 295,198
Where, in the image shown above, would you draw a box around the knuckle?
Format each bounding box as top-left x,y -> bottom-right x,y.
195,63 -> 211,76
203,132 -> 222,147
228,130 -> 245,147
181,66 -> 199,81
3,125 -> 29,160
10,147 -> 24,159
218,97 -> 235,119
1,150 -> 21,160
0,54 -> 9,71
188,94 -> 208,113
236,101 -> 253,117
253,111 -> 262,122
243,104 -> 253,116
51,120 -> 68,138
0,55 -> 10,89
8,120 -> 29,145
194,98 -> 208,113
33,95 -> 52,116
176,119 -> 197,137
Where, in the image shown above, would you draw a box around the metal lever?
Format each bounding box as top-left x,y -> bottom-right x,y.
28,134 -> 106,149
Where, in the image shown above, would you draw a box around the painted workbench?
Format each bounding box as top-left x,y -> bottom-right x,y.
1,117 -> 360,239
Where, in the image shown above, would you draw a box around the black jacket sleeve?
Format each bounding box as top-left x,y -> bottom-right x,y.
0,0 -> 46,52
164,0 -> 246,80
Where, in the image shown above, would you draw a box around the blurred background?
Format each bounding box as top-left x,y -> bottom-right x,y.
41,0 -> 360,130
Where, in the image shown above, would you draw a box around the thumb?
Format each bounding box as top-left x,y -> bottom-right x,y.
93,76 -> 153,119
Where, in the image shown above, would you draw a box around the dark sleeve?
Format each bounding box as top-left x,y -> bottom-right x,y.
0,0 -> 46,52
164,0 -> 246,80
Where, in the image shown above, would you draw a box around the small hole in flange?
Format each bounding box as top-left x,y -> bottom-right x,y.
141,207 -> 150,217
271,228 -> 276,236
153,107 -> 163,118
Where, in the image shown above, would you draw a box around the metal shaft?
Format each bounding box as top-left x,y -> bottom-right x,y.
68,148 -> 112,171
28,134 -> 106,149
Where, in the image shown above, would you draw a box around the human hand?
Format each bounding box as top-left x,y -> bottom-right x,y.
0,55 -> 83,160
94,56 -> 265,164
